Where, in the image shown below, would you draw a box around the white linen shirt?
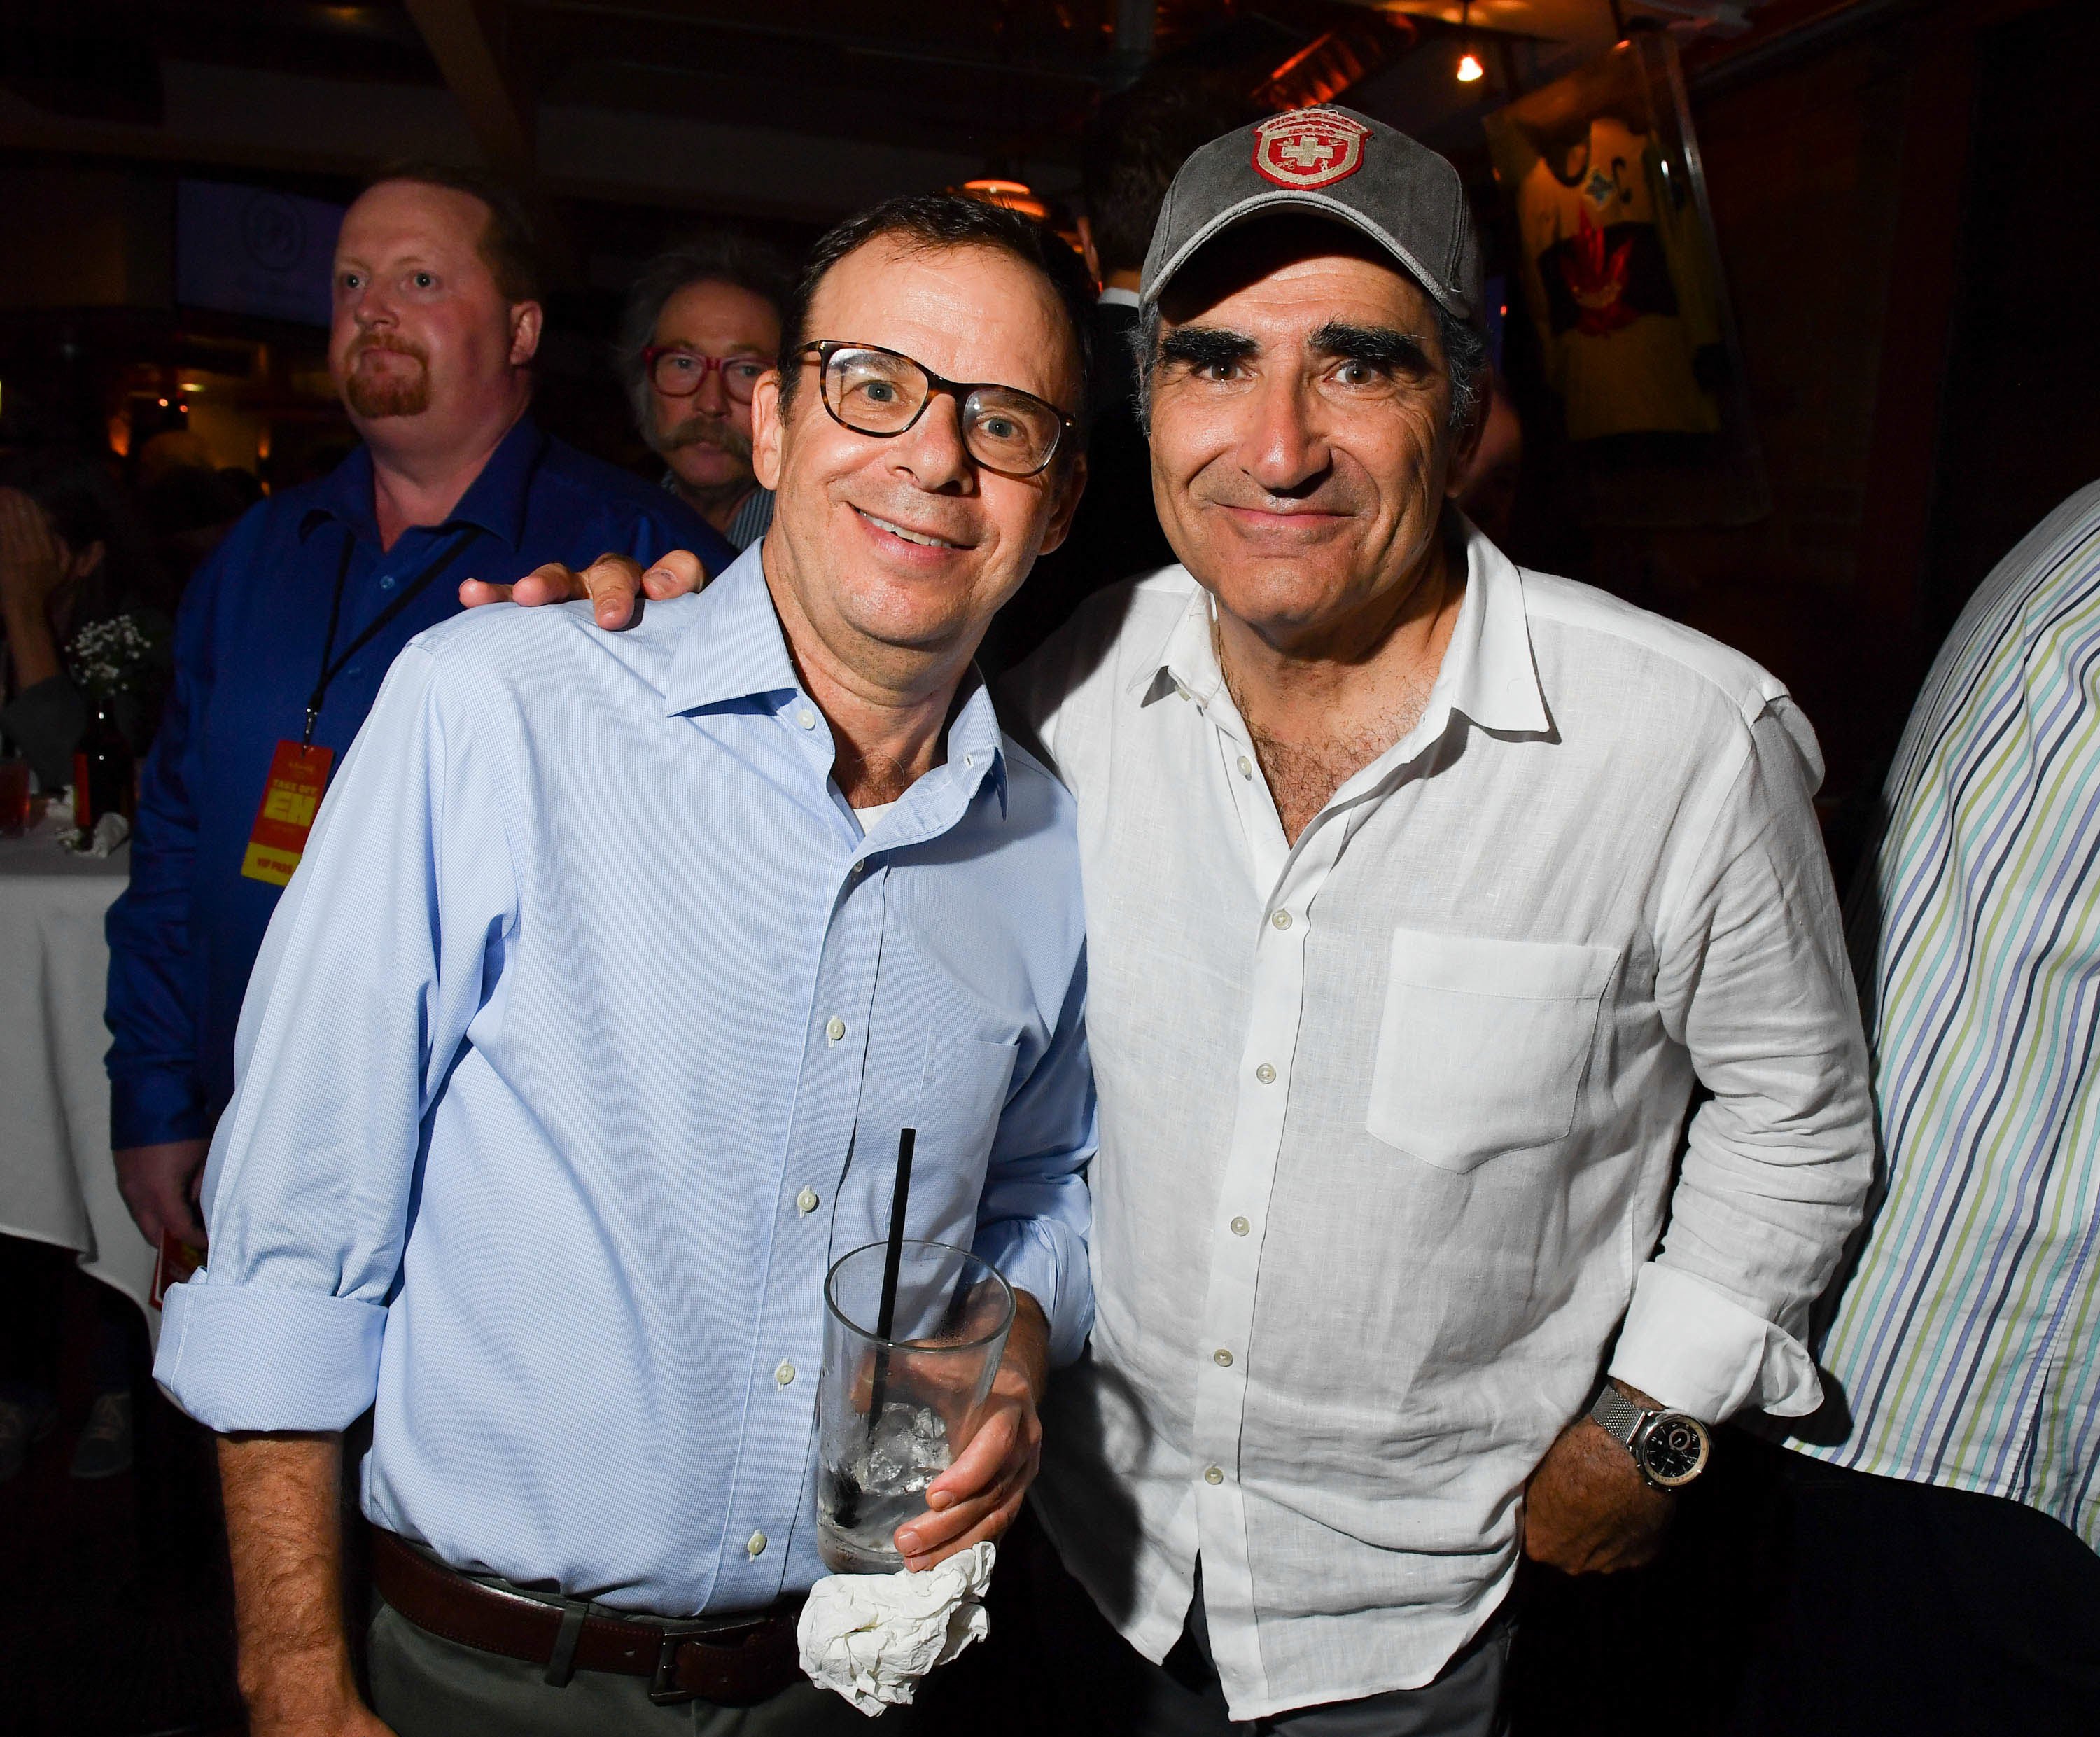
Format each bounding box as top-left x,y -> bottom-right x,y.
1008,522 -> 1873,1719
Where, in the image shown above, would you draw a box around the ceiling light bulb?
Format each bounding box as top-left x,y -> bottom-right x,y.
1457,50 -> 1485,83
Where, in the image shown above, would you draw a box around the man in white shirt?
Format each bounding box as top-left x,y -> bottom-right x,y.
517,107 -> 1875,1736
996,107 -> 1874,1734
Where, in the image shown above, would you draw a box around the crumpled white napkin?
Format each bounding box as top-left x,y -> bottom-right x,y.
797,1540 -> 996,1716
58,811 -> 130,857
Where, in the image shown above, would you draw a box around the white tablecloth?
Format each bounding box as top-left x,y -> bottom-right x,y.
0,807 -> 158,1343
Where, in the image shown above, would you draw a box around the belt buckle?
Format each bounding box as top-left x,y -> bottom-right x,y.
649,1625 -> 709,1705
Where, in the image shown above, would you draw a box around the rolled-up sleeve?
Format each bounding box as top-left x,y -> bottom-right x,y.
973,943 -> 1096,1368
155,639 -> 518,1431
1613,695 -> 1875,1423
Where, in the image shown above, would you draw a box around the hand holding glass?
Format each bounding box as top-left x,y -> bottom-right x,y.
817,1241 -> 1014,1574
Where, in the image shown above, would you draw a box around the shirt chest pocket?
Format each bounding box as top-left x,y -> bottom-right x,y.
909,1032 -> 1021,1186
1366,929 -> 1618,1173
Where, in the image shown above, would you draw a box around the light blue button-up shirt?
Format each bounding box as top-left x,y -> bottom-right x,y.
155,545 -> 1096,1617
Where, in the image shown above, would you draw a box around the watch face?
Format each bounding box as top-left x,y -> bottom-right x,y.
1639,1414 -> 1710,1488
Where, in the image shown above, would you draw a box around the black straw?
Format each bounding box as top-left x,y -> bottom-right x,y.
867,1127 -> 916,1430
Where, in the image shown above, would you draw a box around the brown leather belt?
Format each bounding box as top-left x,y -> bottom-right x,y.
369,1526 -> 803,1706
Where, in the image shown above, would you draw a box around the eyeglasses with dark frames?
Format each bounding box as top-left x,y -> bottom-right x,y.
797,341 -> 1076,477
643,347 -> 775,405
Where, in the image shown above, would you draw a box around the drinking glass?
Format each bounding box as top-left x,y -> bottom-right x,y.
816,1241 -> 1014,1573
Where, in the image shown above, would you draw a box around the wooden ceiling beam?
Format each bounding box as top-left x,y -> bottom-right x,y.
400,1 -> 590,285
401,0 -> 538,179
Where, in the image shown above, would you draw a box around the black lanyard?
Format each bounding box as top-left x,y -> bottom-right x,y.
304,524 -> 477,744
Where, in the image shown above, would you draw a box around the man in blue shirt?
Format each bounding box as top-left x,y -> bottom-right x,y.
106,165 -> 730,1253
155,193 -> 1095,1736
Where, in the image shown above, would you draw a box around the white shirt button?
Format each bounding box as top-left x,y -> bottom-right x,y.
1238,755 -> 1253,778
1213,1348 -> 1233,1368
1203,1465 -> 1224,1485
1255,1062 -> 1277,1084
776,1360 -> 796,1387
747,1530 -> 767,1557
1271,909 -> 1292,930
797,1187 -> 820,1215
826,1017 -> 846,1043
797,708 -> 818,730
1230,1215 -> 1251,1236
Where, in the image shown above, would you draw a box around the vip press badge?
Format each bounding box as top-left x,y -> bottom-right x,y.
240,740 -> 334,886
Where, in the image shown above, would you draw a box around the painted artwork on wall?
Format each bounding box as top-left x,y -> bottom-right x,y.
1485,32 -> 1768,526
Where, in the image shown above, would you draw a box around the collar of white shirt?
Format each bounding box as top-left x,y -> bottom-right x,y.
1128,519 -> 1553,763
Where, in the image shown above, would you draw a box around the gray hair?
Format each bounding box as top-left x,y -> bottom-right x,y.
1131,292 -> 1489,438
615,230 -> 794,432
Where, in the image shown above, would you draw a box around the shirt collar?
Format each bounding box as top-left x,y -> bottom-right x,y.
663,543 -> 1010,816
1131,514 -> 1550,741
299,415 -> 547,551
1098,286 -> 1142,310
664,543 -> 801,713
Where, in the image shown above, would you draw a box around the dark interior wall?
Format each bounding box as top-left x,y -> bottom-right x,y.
1920,1 -> 2100,640
1588,20 -> 1919,815
1499,0 -> 2092,846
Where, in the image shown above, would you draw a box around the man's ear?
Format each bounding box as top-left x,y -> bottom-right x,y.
508,300 -> 545,368
1442,391 -> 1490,501
1076,216 -> 1102,288
69,538 -> 108,583
751,371 -> 785,494
1035,452 -> 1088,559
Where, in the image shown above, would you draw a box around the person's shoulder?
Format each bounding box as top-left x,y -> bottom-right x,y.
173,479 -> 336,622
997,565 -> 1192,742
1519,566 -> 1788,728
533,431 -> 706,527
1056,564 -> 1195,674
404,590 -> 696,694
204,474 -> 330,565
1948,477 -> 2100,646
999,731 -> 1079,826
533,433 -> 664,510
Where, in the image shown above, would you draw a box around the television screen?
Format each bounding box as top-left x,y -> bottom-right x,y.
176,180 -> 344,328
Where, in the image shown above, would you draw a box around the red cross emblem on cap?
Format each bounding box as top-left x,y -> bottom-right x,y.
1252,109 -> 1370,191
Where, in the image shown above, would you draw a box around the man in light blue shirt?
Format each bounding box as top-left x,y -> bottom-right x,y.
154,193 -> 1098,1737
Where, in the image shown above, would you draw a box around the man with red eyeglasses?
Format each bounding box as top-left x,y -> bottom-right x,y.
619,232 -> 792,550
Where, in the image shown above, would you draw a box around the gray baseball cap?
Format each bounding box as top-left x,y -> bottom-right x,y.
1140,104 -> 1485,328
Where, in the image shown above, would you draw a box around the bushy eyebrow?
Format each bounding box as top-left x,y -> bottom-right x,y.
1308,322 -> 1434,372
1157,326 -> 1259,372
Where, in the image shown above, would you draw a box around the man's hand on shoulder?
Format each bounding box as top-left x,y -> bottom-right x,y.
894,1292 -> 1051,1572
457,548 -> 710,630
1522,1381 -> 1678,1575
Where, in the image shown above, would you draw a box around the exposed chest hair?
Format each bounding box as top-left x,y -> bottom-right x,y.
834,744 -> 922,808
1234,678 -> 1434,846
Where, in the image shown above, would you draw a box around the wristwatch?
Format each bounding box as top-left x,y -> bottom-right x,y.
1587,1381 -> 1712,1490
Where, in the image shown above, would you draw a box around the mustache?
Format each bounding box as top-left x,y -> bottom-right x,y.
347,333 -> 430,368
657,414 -> 752,462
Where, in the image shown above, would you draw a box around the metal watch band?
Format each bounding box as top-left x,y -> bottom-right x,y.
1588,1380 -> 1646,1448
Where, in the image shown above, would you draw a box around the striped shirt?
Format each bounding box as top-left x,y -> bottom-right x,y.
725,484 -> 775,550
1799,480 -> 2100,1548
